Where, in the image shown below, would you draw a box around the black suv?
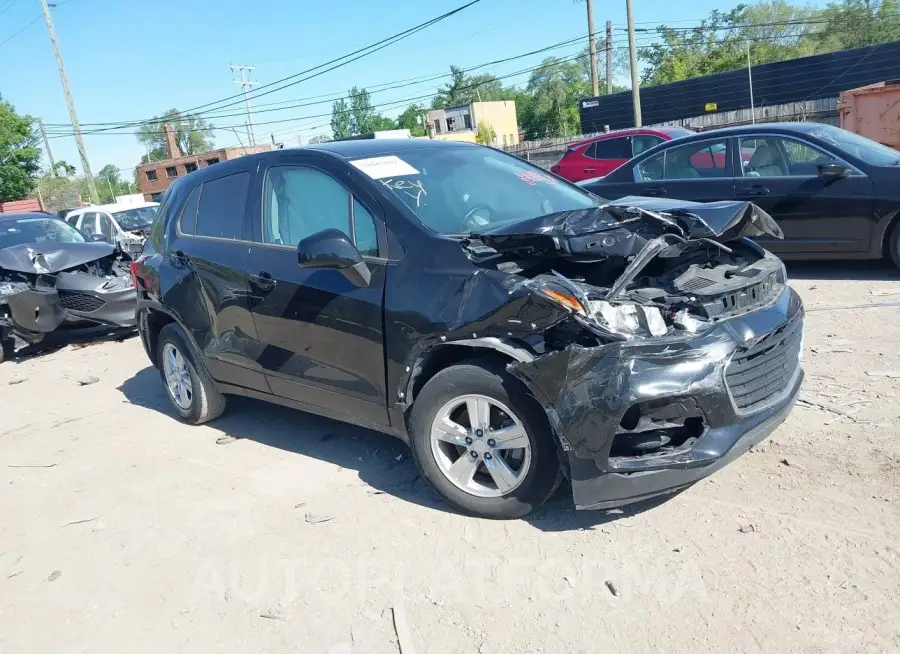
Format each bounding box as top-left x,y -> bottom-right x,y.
133,140 -> 804,519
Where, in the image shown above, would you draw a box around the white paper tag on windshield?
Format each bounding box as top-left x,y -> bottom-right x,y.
351,155 -> 419,179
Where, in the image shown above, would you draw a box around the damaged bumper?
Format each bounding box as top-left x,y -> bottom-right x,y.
513,286 -> 804,510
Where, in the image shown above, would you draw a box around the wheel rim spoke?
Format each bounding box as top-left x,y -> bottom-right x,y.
446,452 -> 479,486
483,454 -> 519,493
489,424 -> 529,450
432,417 -> 470,446
163,344 -> 192,410
466,397 -> 491,432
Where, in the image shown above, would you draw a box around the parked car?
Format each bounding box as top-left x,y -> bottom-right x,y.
582,123 -> 900,268
132,140 -> 804,519
550,127 -> 695,182
0,212 -> 137,361
65,202 -> 159,260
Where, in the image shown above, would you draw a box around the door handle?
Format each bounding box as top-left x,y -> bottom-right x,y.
250,271 -> 276,290
739,185 -> 770,197
584,168 -> 596,173
644,186 -> 667,197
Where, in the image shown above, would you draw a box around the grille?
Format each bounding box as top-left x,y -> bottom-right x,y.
58,291 -> 105,313
725,312 -> 803,412
680,276 -> 715,291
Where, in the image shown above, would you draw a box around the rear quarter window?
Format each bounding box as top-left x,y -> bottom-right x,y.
196,172 -> 250,240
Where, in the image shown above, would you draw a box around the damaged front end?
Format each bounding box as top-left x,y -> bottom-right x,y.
453,198 -> 804,509
0,242 -> 137,355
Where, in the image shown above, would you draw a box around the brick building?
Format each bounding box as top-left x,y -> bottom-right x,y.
135,125 -> 270,201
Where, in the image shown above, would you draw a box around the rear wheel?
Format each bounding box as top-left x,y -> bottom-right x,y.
408,360 -> 561,519
889,220 -> 900,270
156,323 -> 226,425
0,337 -> 13,364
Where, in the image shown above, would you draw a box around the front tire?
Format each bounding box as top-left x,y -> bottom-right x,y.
408,359 -> 561,519
156,323 -> 226,425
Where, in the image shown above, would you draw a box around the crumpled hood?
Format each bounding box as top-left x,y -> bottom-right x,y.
472,197 -> 783,256
0,241 -> 116,274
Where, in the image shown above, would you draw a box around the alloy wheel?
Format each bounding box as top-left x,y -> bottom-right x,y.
162,343 -> 193,410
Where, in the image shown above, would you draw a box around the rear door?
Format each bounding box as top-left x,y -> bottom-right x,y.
735,135 -> 874,255
78,212 -> 99,237
164,167 -> 269,392
242,154 -> 390,429
629,136 -> 737,202
580,136 -> 631,180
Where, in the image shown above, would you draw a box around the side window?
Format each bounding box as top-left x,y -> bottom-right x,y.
742,137 -> 833,177
196,172 -> 250,240
631,135 -> 663,157
66,214 -> 79,226
98,213 -> 115,240
665,139 -> 729,180
636,152 -> 664,181
263,166 -> 379,256
588,137 -> 628,160
353,199 -> 378,257
178,184 -> 201,236
80,212 -> 98,236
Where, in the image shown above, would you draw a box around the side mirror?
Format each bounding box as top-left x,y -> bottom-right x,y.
817,163 -> 851,179
90,233 -> 110,243
296,228 -> 371,288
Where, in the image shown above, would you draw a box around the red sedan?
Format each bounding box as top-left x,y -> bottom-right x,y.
551,127 -> 695,182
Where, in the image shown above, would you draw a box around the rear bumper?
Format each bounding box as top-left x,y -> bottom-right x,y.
511,285 -> 805,511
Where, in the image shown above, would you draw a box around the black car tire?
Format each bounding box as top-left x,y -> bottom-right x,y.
156,323 -> 227,425
0,338 -> 13,364
408,359 -> 561,519
889,220 -> 900,270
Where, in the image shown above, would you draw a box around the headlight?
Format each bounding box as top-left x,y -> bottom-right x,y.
589,299 -> 668,338
0,281 -> 29,298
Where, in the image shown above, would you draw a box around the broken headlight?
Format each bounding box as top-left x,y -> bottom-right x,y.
0,281 -> 29,300
589,300 -> 668,338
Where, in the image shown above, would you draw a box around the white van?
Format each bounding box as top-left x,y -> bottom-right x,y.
65,202 -> 159,259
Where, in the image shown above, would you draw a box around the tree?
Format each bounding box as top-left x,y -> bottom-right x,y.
137,109 -> 214,160
308,134 -> 332,144
397,104 -> 427,136
95,164 -> 137,203
52,160 -> 76,177
331,99 -> 352,140
0,97 -> 41,203
523,57 -> 590,138
432,65 -> 510,108
475,121 -> 497,145
812,0 -> 900,51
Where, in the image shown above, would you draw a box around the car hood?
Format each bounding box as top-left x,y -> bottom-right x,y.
0,241 -> 117,274
471,196 -> 783,257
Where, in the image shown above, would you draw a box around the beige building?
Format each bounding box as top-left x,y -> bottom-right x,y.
426,101 -> 519,147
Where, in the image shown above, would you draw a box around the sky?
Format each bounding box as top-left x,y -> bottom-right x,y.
0,0 -> 735,178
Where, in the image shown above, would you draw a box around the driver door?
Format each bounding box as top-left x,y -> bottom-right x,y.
243,156 -> 390,429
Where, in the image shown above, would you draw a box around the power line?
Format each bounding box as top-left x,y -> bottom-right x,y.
0,0 -> 75,49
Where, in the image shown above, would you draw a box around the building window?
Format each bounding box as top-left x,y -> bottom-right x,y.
184,162 -> 198,173
206,158 -> 219,166
166,166 -> 178,178
447,117 -> 456,132
464,114 -> 472,129
150,192 -> 163,202
145,170 -> 158,182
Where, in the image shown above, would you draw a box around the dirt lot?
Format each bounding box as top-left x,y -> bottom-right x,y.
1,263 -> 899,653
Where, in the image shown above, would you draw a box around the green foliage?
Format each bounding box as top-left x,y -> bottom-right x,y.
524,57 -> 590,139
96,164 -> 138,203
641,0 -> 900,85
308,134 -> 332,144
137,109 -> 214,160
475,121 -> 497,145
52,160 -> 76,177
432,66 -> 510,108
0,97 -> 41,203
398,104 -> 427,136
330,99 -> 352,140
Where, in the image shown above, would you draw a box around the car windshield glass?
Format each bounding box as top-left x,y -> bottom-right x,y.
112,206 -> 157,230
354,146 -> 599,234
0,217 -> 87,249
805,125 -> 900,166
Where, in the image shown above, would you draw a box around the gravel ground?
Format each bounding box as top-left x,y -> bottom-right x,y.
1,263 -> 899,653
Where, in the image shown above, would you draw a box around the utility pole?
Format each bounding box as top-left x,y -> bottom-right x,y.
230,64 -> 257,146
38,118 -> 56,175
606,20 -> 613,95
585,0 -> 599,96
625,0 -> 642,127
747,44 -> 756,125
39,0 -> 98,202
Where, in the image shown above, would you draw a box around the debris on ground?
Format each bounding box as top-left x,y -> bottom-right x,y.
866,371 -> 900,379
305,513 -> 335,525
738,524 -> 756,534
604,580 -> 620,597
260,608 -> 284,620
7,377 -> 26,385
780,458 -> 792,467
294,502 -> 306,509
870,289 -> 900,297
216,436 -> 237,445
7,463 -> 57,469
75,376 -> 99,386
47,571 -> 61,582
391,604 -> 416,654
60,516 -> 99,527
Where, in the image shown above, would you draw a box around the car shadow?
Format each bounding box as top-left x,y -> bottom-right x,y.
118,366 -> 675,530
785,260 -> 899,281
6,326 -> 137,363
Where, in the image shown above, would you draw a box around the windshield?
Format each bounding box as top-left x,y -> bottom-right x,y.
804,124 -> 900,166
354,146 -> 599,234
112,206 -> 158,230
0,217 -> 87,249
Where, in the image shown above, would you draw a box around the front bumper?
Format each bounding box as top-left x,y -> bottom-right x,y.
512,286 -> 804,510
